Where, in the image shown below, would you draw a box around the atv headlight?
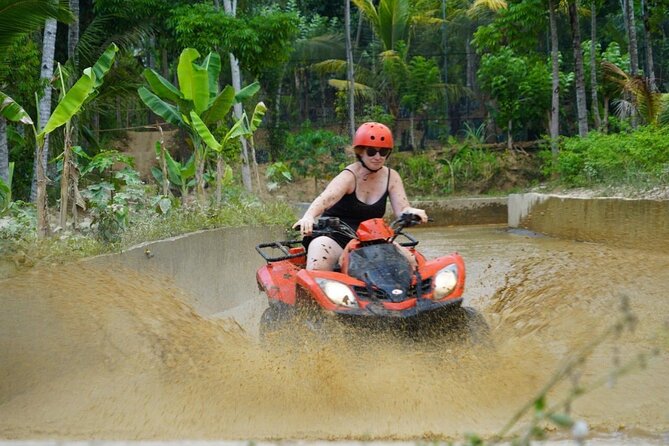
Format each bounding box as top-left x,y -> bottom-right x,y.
315,278 -> 358,308
433,264 -> 458,300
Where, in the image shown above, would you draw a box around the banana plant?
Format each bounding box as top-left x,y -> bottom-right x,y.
0,162 -> 14,214
241,102 -> 267,193
190,111 -> 247,206
150,144 -> 196,202
0,43 -> 118,236
138,48 -> 260,202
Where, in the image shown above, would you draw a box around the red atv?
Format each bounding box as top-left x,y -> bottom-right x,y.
255,213 -> 489,343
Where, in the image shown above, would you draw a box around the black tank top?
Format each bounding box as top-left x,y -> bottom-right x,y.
323,167 -> 390,232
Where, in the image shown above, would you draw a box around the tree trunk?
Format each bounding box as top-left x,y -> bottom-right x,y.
223,0 -> 252,192
59,125 -> 72,229
641,0 -> 657,91
590,2 -> 602,130
507,119 -> 513,150
36,141 -> 49,237
0,117 -> 8,183
623,0 -> 639,75
32,18 -> 57,203
68,0 -> 79,67
249,138 -> 261,196
355,6 -> 363,49
345,0 -> 355,139
216,155 -> 223,207
568,1 -> 589,137
549,0 -> 560,173
157,126 -> 169,196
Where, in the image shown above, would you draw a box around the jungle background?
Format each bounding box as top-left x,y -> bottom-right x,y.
1,0 -> 669,251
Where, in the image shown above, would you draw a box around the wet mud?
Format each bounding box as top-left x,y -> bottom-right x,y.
1,225 -> 667,441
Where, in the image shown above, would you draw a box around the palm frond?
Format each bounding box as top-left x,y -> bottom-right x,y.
658,94 -> 669,127
327,79 -> 375,100
76,15 -> 153,69
351,0 -> 381,38
379,50 -> 402,62
612,98 -> 635,120
292,33 -> 345,63
0,0 -> 74,54
468,0 -> 508,18
604,61 -> 663,125
311,59 -> 348,76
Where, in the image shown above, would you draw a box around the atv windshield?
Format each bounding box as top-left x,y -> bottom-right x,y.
347,243 -> 413,302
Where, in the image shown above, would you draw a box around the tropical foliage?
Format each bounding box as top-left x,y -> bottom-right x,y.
0,0 -> 668,240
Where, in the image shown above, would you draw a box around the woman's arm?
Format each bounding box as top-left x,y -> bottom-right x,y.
388,169 -> 428,222
293,169 -> 355,235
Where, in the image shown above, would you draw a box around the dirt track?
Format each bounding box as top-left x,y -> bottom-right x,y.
0,226 -> 667,441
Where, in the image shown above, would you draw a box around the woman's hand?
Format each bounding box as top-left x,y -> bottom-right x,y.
402,207 -> 428,223
293,215 -> 316,236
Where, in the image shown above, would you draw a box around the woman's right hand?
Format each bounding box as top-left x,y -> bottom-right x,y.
293,216 -> 316,236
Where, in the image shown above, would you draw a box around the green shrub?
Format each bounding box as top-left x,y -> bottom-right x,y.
284,123 -> 349,180
550,127 -> 669,187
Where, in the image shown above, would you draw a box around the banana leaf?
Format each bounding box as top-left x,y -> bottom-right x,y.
91,43 -> 119,89
138,87 -> 185,126
190,111 -> 221,151
249,102 -> 267,132
142,68 -> 182,103
164,150 -> 195,187
0,92 -> 33,125
202,85 -> 235,125
38,67 -> 95,139
0,161 -> 13,211
222,116 -> 248,146
177,48 -> 209,115
235,81 -> 260,102
201,52 -> 221,100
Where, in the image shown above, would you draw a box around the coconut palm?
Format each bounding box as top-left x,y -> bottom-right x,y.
568,0 -> 588,137
0,0 -> 73,54
603,61 -> 669,126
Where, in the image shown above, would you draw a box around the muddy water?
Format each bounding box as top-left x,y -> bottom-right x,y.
0,225 -> 667,441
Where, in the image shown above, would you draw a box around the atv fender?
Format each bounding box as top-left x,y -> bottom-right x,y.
256,261 -> 302,305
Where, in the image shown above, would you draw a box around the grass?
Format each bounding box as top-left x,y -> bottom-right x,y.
0,197 -> 296,273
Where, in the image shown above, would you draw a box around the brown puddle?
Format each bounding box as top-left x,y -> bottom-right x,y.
1,225 -> 667,441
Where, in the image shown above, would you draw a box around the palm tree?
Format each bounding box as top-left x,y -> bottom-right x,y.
640,0 -> 657,92
548,0 -> 560,169
568,0 -> 588,136
31,18 -> 58,202
0,0 -> 73,53
589,0 -> 601,129
0,0 -> 73,188
603,61 -> 669,126
622,0 -> 639,75
345,0 -> 355,139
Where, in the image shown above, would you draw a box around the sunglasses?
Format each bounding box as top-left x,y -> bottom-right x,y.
365,147 -> 391,157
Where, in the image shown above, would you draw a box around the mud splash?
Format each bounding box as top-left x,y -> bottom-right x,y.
1,226 -> 667,441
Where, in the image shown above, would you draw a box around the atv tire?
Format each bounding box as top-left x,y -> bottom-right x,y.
259,304 -> 293,344
425,305 -> 492,347
452,306 -> 492,346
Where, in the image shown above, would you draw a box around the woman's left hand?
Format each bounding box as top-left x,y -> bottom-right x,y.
403,207 -> 428,223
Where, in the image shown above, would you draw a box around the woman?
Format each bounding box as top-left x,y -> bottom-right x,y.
293,122 -> 428,271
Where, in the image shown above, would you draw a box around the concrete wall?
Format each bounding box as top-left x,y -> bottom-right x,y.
84,226 -> 285,316
415,197 -> 507,226
294,197 -> 509,226
508,193 -> 669,252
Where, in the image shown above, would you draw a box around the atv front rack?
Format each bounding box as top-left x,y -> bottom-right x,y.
256,240 -> 305,263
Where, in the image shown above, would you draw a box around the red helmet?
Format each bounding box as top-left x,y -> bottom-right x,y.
352,122 -> 393,149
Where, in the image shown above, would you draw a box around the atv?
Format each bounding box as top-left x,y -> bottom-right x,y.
255,213 -> 489,344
